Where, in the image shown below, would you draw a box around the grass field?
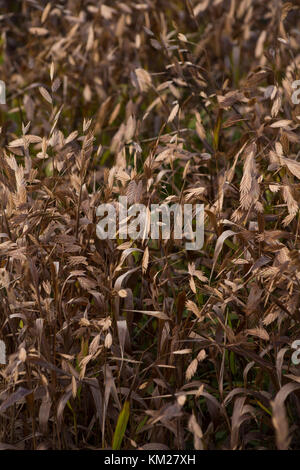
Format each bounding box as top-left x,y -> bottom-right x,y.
0,0 -> 300,450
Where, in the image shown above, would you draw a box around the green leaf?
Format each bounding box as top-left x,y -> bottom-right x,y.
112,400 -> 130,450
229,351 -> 236,376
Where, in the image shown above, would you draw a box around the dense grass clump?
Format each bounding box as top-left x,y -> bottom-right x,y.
1,0 -> 300,450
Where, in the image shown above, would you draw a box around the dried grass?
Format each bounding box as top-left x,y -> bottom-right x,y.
0,0 -> 300,450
